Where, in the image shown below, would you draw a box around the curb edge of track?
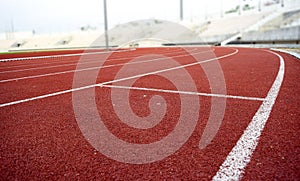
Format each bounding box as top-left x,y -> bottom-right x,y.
271,48 -> 300,60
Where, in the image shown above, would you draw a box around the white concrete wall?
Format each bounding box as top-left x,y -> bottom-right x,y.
241,26 -> 300,41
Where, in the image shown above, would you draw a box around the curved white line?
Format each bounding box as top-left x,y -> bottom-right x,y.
0,49 -> 215,83
0,47 -> 201,74
271,48 -> 300,60
0,48 -> 237,108
0,47 -> 198,70
213,50 -> 285,181
0,48 -> 133,62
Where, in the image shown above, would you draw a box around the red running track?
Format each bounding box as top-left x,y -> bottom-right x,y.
0,47 -> 299,180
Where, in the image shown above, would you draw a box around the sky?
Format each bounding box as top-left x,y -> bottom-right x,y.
0,0 -> 269,34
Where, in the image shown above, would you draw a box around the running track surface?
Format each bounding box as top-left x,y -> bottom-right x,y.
0,47 -> 299,180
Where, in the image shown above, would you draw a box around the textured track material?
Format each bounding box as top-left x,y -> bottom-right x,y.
0,47 -> 299,180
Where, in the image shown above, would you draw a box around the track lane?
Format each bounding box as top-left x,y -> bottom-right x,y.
0,47 -> 298,180
241,51 -> 300,180
219,47 -> 280,98
0,47 -> 232,104
214,49 -> 285,180
0,47 -> 196,71
0,48 -> 208,81
0,83 -> 262,180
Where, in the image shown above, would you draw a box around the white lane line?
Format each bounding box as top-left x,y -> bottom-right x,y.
0,54 -> 134,74
213,50 -> 285,181
271,48 -> 300,60
0,47 -> 195,70
0,47 -> 201,74
0,48 -> 132,62
100,84 -> 266,101
0,48 -> 238,108
0,49 -> 214,83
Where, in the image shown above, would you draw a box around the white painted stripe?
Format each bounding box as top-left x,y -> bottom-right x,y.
0,84 -> 94,108
212,50 -> 285,181
92,49 -> 238,88
0,49 -> 238,107
271,48 -> 300,60
0,48 -> 134,62
0,47 -> 195,69
0,49 -> 215,83
0,47 -> 200,74
100,84 -> 265,101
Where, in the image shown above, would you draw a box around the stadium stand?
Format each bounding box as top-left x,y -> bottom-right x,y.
199,11 -> 271,37
0,6 -> 299,51
260,8 -> 300,30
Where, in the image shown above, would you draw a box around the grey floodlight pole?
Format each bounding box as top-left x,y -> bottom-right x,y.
180,0 -> 183,20
103,0 -> 109,50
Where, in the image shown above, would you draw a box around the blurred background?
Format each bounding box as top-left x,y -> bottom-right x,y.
0,0 -> 299,51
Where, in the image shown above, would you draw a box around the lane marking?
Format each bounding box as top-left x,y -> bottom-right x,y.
0,48 -> 133,62
213,50 -> 285,181
271,48 -> 300,60
0,48 -> 201,74
0,49 -> 215,83
0,47 -> 196,70
100,84 -> 266,101
0,48 -> 238,108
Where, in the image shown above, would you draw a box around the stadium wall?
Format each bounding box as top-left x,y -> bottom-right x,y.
240,26 -> 300,43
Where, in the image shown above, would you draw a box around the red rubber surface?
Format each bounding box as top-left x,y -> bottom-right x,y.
0,47 -> 299,180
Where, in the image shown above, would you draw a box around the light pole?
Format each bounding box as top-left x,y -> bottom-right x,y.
103,0 -> 109,50
180,0 -> 183,21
